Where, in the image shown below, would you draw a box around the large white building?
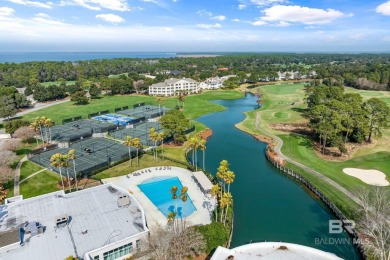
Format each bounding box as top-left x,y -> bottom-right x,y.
148,78 -> 200,96
211,242 -> 343,260
0,184 -> 149,260
199,75 -> 236,90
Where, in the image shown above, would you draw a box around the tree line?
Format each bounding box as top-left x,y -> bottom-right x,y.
305,82 -> 390,154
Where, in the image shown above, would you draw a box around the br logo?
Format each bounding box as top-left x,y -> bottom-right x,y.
329,220 -> 355,234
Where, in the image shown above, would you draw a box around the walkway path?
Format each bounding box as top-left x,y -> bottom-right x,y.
14,156 -> 27,196
0,99 -> 70,123
255,112 -> 361,205
19,169 -> 46,184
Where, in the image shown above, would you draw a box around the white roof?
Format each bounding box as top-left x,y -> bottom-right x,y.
211,242 -> 343,260
149,78 -> 198,88
193,171 -> 213,191
0,184 -> 147,260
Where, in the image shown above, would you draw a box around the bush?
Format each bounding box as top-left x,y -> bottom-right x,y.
195,222 -> 229,254
4,119 -> 30,134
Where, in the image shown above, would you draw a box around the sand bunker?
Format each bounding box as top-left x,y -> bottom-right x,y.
343,168 -> 389,186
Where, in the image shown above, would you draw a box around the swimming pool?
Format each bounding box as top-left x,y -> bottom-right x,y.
93,114 -> 135,126
138,176 -> 196,218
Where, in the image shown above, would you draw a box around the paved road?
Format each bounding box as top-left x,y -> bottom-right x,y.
0,99 -> 70,123
255,112 -> 362,205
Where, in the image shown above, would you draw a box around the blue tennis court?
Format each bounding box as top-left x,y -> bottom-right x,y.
93,114 -> 135,126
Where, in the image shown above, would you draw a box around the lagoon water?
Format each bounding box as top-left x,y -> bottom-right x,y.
0,52 -> 176,63
193,94 -> 359,259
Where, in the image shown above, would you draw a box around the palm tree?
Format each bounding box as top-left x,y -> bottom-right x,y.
210,184 -> 220,222
217,160 -> 229,192
31,117 -> 44,143
50,153 -> 65,191
224,170 -> 235,193
157,132 -> 165,159
68,149 -> 78,191
132,137 -> 142,166
29,121 -> 40,146
223,192 -> 233,225
170,186 -> 178,199
188,137 -> 197,166
61,153 -> 72,192
199,139 -> 207,170
149,128 -> 158,161
124,136 -> 134,166
38,116 -> 49,143
219,196 -> 227,223
44,118 -> 54,143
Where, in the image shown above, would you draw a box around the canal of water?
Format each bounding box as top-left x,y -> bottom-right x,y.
192,93 -> 359,259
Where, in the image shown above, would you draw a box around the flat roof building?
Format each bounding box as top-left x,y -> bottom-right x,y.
148,78 -> 199,96
0,184 -> 149,260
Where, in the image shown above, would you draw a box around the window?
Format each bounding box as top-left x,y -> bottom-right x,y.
103,243 -> 133,260
94,256 -> 100,260
136,239 -> 141,251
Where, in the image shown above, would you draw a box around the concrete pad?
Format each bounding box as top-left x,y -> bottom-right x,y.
102,166 -> 215,228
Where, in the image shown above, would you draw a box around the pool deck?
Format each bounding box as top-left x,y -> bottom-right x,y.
102,166 -> 215,228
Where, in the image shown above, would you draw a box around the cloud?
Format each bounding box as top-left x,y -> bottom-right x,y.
32,12 -> 67,25
96,13 -> 125,24
252,20 -> 267,26
196,9 -> 212,17
141,0 -> 168,9
383,35 -> 390,41
275,21 -> 290,27
261,5 -> 348,25
0,7 -> 15,16
60,0 -> 130,11
251,0 -> 287,6
376,1 -> 390,16
197,9 -> 226,22
6,0 -> 53,9
238,4 -> 246,10
196,23 -> 221,29
211,15 -> 226,21
232,18 -> 240,22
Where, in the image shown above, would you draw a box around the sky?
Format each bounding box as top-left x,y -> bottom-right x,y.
0,0 -> 390,52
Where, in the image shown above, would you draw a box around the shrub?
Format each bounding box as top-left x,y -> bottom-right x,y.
195,222 -> 229,254
4,119 -> 30,134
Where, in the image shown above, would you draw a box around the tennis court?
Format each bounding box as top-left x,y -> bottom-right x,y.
92,114 -> 136,126
108,121 -> 163,145
42,119 -> 118,142
117,105 -> 170,119
29,138 -> 134,176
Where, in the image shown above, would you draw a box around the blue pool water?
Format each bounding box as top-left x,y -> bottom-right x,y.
93,114 -> 135,126
138,177 -> 196,218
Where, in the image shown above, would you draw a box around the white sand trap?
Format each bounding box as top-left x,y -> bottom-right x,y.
343,168 -> 389,186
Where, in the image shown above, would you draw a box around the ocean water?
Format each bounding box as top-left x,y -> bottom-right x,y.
0,52 -> 177,63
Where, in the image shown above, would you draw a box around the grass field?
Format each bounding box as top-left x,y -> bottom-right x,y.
237,83 -> 390,217
20,161 -> 44,181
40,81 -> 76,87
94,153 -> 187,179
21,90 -> 243,124
19,170 -> 61,199
248,83 -> 390,195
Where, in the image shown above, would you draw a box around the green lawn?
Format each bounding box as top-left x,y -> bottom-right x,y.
108,73 -> 129,78
240,83 -> 390,216
40,81 -> 76,87
280,134 -> 390,191
19,170 -> 61,199
94,153 -> 188,179
20,161 -> 44,181
21,90 -> 243,124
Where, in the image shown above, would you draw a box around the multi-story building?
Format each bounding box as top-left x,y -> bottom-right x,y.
0,184 -> 149,260
148,78 -> 199,96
